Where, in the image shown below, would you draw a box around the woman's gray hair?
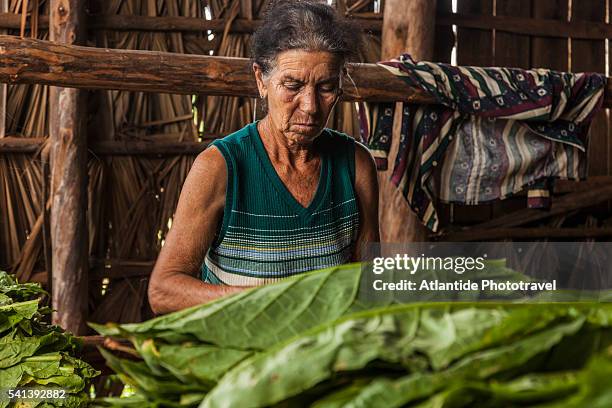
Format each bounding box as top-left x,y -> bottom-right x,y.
251,0 -> 363,77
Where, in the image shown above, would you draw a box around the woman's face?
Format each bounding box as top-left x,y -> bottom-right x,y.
254,50 -> 343,145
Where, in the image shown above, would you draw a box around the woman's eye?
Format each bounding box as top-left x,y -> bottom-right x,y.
283,83 -> 301,91
320,85 -> 337,93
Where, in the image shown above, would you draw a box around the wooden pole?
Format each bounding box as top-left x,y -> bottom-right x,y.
437,227 -> 612,241
3,36 -> 612,107
49,0 -> 88,335
0,13 -> 383,33
0,1 -> 6,138
6,12 -> 612,40
379,0 -> 436,243
0,36 -> 426,103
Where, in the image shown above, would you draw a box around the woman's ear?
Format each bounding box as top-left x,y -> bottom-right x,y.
253,63 -> 267,99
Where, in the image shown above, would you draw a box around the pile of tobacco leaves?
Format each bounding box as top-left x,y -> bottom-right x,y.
92,262 -> 612,408
0,271 -> 99,408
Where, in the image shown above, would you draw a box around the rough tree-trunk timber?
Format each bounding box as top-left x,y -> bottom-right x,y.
49,0 -> 88,335
380,0 -> 436,243
0,36 -> 425,103
0,1 -> 6,138
2,36 -> 612,106
0,13 -> 383,33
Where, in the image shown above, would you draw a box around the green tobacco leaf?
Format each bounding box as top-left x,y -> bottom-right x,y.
487,371 -> 579,403
310,379 -> 376,408
202,304 -> 606,408
92,394 -> 158,408
98,348 -> 205,399
538,347 -> 612,408
92,264 -> 363,351
337,316 -> 589,408
0,271 -> 47,302
0,300 -> 40,334
200,305 -> 422,408
152,342 -> 251,384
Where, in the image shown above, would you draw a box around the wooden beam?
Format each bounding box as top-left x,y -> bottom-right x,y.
49,0 -> 88,335
2,35 -> 612,106
437,227 -> 612,241
554,176 -> 612,194
0,137 -> 46,152
92,139 -> 209,155
438,12 -> 612,41
0,136 -> 213,155
3,36 -> 611,105
0,13 -> 383,33
6,11 -> 612,40
469,183 -> 612,230
90,259 -> 155,280
0,36 -> 425,103
0,1 -> 6,139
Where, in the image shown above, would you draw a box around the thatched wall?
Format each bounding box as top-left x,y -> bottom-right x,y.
0,0 -> 383,325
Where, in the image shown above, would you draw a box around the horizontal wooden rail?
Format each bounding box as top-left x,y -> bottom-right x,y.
436,227 -> 612,241
0,136 -> 211,155
461,184 -> 612,230
0,13 -> 383,33
5,12 -> 612,40
0,137 -> 45,153
1,37 -> 612,105
437,13 -> 612,41
0,36 -> 431,103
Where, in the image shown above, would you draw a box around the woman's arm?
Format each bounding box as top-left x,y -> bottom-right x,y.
147,146 -> 246,315
352,142 -> 381,261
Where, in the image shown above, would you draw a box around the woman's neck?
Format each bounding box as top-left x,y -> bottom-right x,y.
257,116 -> 319,167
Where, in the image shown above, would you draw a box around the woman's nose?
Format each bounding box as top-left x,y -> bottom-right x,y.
299,88 -> 319,114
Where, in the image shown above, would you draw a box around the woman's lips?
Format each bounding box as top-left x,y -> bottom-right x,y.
293,123 -> 319,128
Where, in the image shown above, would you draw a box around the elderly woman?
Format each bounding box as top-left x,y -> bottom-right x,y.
148,0 -> 380,314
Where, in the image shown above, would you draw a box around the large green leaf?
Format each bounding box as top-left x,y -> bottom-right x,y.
201,303 -> 610,408
0,271 -> 98,408
0,271 -> 47,302
92,263 -> 363,350
0,300 -> 40,334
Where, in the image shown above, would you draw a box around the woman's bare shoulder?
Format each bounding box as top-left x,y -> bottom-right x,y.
180,145 -> 227,210
354,141 -> 377,179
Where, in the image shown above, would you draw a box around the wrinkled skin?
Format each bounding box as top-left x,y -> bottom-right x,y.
254,49 -> 344,145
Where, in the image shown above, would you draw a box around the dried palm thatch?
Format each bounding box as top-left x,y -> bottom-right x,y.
0,0 -> 380,328
86,0 -> 384,327
0,0 -> 49,284
0,0 -> 384,327
87,0 -> 206,326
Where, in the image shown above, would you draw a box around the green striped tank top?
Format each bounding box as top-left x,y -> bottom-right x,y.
201,122 -> 360,286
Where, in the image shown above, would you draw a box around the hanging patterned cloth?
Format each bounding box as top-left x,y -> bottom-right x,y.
360,55 -> 606,232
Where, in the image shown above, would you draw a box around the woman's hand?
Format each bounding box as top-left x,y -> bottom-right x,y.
147,146 -> 240,315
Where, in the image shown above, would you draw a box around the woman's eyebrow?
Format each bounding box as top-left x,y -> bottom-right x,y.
281,75 -> 305,83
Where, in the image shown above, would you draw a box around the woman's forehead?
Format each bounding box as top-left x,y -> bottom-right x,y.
273,50 -> 342,79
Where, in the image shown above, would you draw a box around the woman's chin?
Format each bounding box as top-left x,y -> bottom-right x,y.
287,125 -> 323,142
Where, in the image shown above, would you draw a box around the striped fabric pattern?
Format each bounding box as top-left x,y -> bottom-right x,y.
362,54 -> 605,231
202,122 -> 360,286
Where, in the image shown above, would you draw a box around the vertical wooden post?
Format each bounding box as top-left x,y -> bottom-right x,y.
382,0 -> 436,62
49,0 -> 88,334
379,0 -> 436,242
0,0 -> 7,138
